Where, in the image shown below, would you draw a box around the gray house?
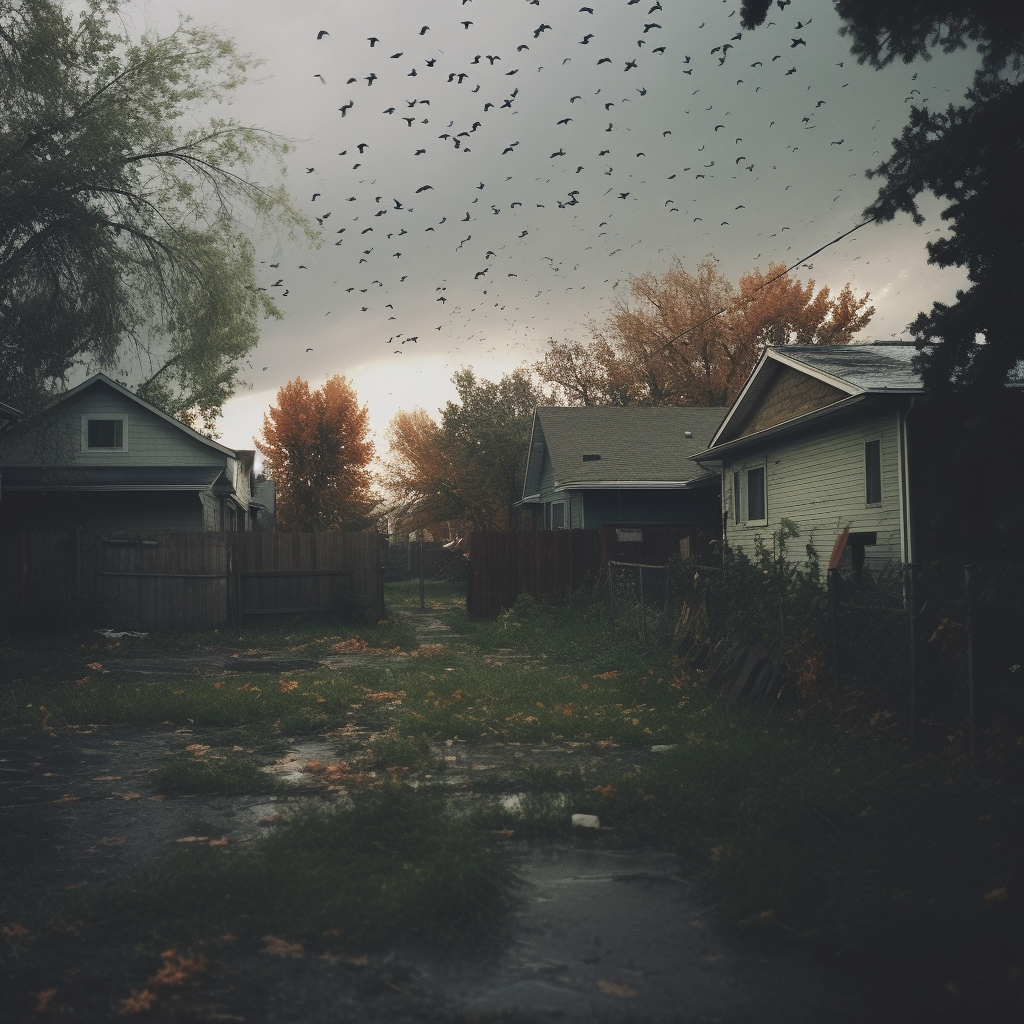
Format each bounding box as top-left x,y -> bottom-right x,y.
518,406 -> 727,530
0,373 -> 254,532
693,343 -> 924,570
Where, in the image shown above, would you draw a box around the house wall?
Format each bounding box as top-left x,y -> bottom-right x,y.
581,487 -> 720,529
2,383 -> 226,469
722,407 -> 904,568
0,491 -> 205,532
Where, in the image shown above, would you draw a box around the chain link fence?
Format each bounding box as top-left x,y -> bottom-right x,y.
616,550 -> 1024,765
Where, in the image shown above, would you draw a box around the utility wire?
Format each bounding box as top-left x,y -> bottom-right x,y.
653,216 -> 876,356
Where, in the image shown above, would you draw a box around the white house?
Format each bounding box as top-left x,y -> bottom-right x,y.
693,343 -> 924,571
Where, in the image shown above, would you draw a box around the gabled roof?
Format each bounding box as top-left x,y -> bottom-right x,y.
522,406 -> 728,498
699,344 -> 922,460
51,373 -> 237,457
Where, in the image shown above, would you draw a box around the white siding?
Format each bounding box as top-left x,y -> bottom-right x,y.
3,384 -> 225,468
723,408 -> 904,569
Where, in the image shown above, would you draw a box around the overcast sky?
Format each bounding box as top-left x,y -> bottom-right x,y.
134,0 -> 979,454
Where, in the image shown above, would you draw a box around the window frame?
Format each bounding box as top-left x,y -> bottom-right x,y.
745,462 -> 767,526
81,416 -> 127,452
864,438 -> 882,506
732,470 -> 741,525
549,499 -> 567,530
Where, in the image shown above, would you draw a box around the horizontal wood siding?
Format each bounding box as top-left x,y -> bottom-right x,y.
3,385 -> 225,468
724,408 -> 903,568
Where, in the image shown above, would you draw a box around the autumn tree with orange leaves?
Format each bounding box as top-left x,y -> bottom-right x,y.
257,376 -> 376,532
537,258 -> 874,407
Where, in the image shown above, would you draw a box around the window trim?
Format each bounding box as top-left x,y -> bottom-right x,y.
744,462 -> 767,526
732,470 -> 741,525
549,499 -> 567,530
864,437 -> 882,506
81,415 -> 127,452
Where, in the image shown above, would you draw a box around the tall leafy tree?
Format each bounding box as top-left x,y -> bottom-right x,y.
0,0 -> 314,426
537,259 -> 873,407
384,368 -> 546,534
740,0 -> 1024,394
257,377 -> 376,533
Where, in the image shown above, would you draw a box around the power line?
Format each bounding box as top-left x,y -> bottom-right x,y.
654,216 -> 876,356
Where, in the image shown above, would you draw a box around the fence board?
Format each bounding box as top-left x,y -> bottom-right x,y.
0,530 -> 385,628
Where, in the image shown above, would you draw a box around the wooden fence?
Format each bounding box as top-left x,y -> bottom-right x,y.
467,525 -> 715,618
0,530 -> 385,629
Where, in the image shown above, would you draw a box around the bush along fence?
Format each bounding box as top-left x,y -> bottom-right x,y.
0,530 -> 385,629
664,523 -> 1024,767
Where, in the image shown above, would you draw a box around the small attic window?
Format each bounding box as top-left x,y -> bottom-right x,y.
582,454 -> 602,462
86,418 -> 124,449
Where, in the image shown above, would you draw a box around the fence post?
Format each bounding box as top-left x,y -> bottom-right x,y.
607,565 -> 616,627
905,563 -> 917,747
826,567 -> 840,696
964,564 -> 977,760
418,531 -> 425,612
639,564 -> 647,644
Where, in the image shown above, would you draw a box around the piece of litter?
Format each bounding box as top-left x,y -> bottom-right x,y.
95,629 -> 148,638
650,744 -> 678,753
571,813 -> 600,829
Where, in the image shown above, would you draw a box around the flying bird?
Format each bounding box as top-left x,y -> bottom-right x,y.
317,30 -> 329,39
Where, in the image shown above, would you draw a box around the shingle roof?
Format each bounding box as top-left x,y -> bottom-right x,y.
774,344 -> 924,393
529,406 -> 727,493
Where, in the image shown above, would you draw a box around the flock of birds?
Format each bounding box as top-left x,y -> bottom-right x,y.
249,0 -> 945,364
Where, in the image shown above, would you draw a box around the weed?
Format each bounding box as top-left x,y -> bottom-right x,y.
368,730 -> 438,773
95,786 -> 517,948
153,749 -> 284,795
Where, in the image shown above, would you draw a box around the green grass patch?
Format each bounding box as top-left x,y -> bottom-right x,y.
386,579 -> 466,612
153,749 -> 283,795
441,591 -> 662,677
97,786 -> 515,947
341,658 -> 691,745
0,672 -> 366,738
368,729 -> 438,773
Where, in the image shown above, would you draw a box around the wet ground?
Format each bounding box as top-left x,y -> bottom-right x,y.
0,613 -> 908,1022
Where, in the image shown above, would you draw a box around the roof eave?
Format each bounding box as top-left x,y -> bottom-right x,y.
694,393 -> 885,461
554,477 -> 716,489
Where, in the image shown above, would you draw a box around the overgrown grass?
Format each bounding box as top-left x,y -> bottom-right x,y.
107,787 -> 513,947
153,749 -> 284,795
0,672 -> 368,738
386,579 -> 466,611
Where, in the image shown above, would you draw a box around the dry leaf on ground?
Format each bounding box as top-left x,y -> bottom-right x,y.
597,980 -> 636,997
262,934 -> 304,958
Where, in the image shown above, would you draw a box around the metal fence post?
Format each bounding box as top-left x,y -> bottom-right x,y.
827,567 -> 839,696
964,564 -> 977,759
905,563 -> 917,747
639,564 -> 647,644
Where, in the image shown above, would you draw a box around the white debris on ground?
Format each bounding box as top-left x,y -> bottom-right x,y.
571,813 -> 601,829
95,629 -> 148,638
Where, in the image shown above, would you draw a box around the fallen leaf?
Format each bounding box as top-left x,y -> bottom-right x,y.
593,670 -> 619,680
597,980 -> 635,997
87,662 -> 103,671
2,922 -> 29,939
92,775 -> 121,781
176,836 -> 209,843
208,836 -> 229,847
35,988 -> 57,1013
111,792 -> 141,801
55,794 -> 79,803
118,988 -> 157,1014
983,887 -> 1009,903
262,934 -> 304,958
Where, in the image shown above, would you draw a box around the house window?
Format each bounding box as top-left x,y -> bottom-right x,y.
550,501 -> 566,529
732,471 -> 741,525
864,439 -> 881,505
746,465 -> 766,523
86,418 -> 124,449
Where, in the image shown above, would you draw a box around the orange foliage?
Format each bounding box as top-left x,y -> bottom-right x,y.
537,258 -> 873,407
256,376 -> 376,532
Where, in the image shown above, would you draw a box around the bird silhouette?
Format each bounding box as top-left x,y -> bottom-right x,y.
317,30 -> 329,39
